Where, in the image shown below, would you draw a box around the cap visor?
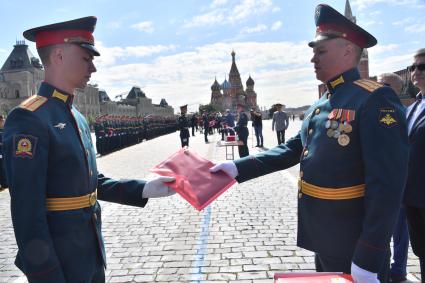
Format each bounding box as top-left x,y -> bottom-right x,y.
80,43 -> 100,56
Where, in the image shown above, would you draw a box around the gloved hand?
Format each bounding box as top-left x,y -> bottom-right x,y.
351,262 -> 379,283
209,160 -> 238,179
142,176 -> 176,198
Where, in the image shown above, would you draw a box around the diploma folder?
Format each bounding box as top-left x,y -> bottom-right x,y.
274,272 -> 354,283
150,148 -> 237,211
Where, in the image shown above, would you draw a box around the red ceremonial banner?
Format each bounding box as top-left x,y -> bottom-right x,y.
274,272 -> 354,283
150,148 -> 237,211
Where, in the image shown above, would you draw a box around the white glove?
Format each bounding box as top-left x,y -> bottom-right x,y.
209,160 -> 238,179
142,176 -> 176,198
351,262 -> 379,283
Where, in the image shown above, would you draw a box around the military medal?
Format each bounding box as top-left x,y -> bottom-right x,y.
343,123 -> 352,133
325,120 -> 331,129
327,129 -> 334,137
330,120 -> 339,129
333,130 -> 340,138
338,134 -> 350,146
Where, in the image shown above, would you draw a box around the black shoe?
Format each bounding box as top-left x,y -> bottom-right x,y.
390,276 -> 408,283
255,144 -> 260,147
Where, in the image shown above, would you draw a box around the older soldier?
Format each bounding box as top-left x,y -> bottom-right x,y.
211,4 -> 408,283
3,17 -> 176,283
178,104 -> 190,147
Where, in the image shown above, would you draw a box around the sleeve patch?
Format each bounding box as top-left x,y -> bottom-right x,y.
378,109 -> 398,128
13,135 -> 38,159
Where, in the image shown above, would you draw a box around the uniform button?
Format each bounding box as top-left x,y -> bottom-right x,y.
86,149 -> 89,156
90,170 -> 93,176
303,150 -> 309,157
308,129 -> 313,135
315,108 -> 320,115
299,171 -> 304,178
93,213 -> 97,221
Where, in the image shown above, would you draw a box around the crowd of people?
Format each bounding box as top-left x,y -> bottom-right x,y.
93,114 -> 178,155
0,3 -> 424,283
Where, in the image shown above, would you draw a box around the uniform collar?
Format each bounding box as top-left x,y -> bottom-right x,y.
326,68 -> 361,96
38,82 -> 74,107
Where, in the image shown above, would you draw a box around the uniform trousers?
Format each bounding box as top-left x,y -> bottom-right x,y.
390,206 -> 409,281
315,251 -> 390,283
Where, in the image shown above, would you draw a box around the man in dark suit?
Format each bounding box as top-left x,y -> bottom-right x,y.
234,103 -> 249,158
3,17 -> 176,283
210,4 -> 408,283
404,47 -> 425,281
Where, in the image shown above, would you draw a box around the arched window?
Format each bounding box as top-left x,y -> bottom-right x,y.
15,90 -> 20,98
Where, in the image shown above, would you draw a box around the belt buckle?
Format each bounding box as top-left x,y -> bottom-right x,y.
89,191 -> 97,206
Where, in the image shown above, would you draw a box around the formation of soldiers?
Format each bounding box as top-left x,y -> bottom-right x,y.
94,114 -> 178,155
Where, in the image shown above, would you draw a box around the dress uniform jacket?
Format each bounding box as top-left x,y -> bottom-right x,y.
234,68 -> 409,273
178,114 -> 190,146
3,82 -> 148,283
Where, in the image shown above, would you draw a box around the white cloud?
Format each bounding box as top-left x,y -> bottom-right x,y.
271,21 -> 282,31
368,44 -> 399,57
352,0 -> 422,10
369,53 -> 412,77
392,18 -> 414,27
183,0 -> 279,28
210,0 -> 228,8
94,41 -> 177,67
106,21 -> 122,29
91,41 -> 318,111
131,21 -> 154,33
405,22 -> 425,33
241,24 -> 268,34
0,49 -> 6,53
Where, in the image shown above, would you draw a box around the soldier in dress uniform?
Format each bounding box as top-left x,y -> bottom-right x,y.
3,17 -> 177,283
234,103 -> 249,158
210,4 -> 408,283
178,105 -> 190,148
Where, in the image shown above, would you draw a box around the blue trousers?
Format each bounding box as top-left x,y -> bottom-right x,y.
254,125 -> 263,146
391,206 -> 409,280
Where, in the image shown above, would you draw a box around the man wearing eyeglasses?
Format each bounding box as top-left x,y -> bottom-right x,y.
404,48 -> 425,282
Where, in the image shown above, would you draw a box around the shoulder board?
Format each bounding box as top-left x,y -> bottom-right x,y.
353,79 -> 383,93
19,95 -> 47,112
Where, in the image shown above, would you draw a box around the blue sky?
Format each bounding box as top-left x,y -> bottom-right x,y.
1,0 -> 424,112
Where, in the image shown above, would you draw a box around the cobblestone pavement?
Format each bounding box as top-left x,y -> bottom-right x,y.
0,119 -> 421,282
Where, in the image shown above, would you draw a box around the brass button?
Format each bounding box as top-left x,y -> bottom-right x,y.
315,108 -> 320,115
298,192 -> 302,199
86,149 -> 89,156
299,171 -> 304,178
90,170 -> 93,176
308,129 -> 313,135
93,213 -> 97,221
303,150 -> 309,156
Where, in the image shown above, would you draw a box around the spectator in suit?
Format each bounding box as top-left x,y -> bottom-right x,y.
404,47 -> 425,282
272,103 -> 289,145
378,72 -> 410,283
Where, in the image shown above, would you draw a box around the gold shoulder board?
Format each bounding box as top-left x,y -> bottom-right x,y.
353,79 -> 383,93
19,95 -> 48,112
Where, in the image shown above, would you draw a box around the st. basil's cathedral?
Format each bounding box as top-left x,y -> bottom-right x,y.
210,51 -> 257,112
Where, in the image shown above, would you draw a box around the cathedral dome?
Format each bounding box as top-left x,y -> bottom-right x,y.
246,75 -> 254,86
221,78 -> 231,90
211,78 -> 221,91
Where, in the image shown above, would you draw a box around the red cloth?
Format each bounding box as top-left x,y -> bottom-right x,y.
150,149 -> 236,211
274,273 -> 354,283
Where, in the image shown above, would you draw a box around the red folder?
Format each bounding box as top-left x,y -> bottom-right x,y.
274,272 -> 354,283
150,148 -> 237,211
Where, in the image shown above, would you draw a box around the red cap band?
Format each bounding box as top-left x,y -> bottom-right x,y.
35,29 -> 94,49
317,23 -> 366,48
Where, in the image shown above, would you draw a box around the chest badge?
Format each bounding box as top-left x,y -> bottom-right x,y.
54,123 -> 66,130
